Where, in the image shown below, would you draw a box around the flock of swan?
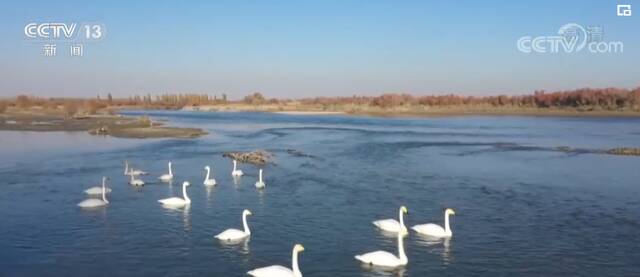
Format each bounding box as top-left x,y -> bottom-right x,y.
77,159 -> 456,276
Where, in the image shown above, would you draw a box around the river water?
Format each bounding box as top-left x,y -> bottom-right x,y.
1,111 -> 639,276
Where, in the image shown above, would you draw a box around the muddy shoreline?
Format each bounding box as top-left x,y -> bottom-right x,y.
0,110 -> 207,139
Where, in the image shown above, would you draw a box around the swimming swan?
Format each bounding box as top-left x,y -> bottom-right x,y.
412,208 -> 456,238
215,209 -> 252,241
372,207 -> 409,235
248,244 -> 305,277
78,180 -> 109,208
254,169 -> 265,189
231,160 -> 244,177
124,160 -> 147,176
158,181 -> 191,207
85,176 -> 112,195
158,161 -> 173,182
356,206 -> 408,268
129,174 -> 145,186
204,166 -> 217,186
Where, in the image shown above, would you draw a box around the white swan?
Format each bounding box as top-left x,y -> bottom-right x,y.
124,160 -> 147,176
159,181 -> 191,207
204,166 -> 217,186
78,180 -> 109,208
248,244 -> 305,277
84,176 -> 112,195
231,159 -> 244,177
129,174 -> 145,186
412,208 -> 456,238
159,161 -> 174,182
356,206 -> 408,268
215,209 -> 252,241
255,169 -> 265,189
372,207 -> 409,235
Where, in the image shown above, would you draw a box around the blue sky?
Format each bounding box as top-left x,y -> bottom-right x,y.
0,0 -> 638,99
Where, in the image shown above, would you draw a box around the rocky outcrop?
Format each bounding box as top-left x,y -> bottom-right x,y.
223,150 -> 272,165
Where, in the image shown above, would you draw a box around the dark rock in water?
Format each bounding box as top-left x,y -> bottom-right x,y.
606,147 -> 640,156
223,150 -> 272,165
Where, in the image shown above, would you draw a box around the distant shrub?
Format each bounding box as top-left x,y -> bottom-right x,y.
0,101 -> 7,113
63,101 -> 78,118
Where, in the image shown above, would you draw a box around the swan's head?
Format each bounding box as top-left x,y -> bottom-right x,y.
168,161 -> 172,165
400,206 -> 408,214
294,244 -> 305,252
183,181 -> 190,187
233,159 -> 237,164
243,209 -> 252,216
445,208 -> 455,215
205,166 -> 210,170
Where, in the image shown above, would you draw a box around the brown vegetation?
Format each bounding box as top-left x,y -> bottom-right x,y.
3,87 -> 640,116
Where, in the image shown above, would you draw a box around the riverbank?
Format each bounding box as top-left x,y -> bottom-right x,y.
0,108 -> 207,139
180,103 -> 640,118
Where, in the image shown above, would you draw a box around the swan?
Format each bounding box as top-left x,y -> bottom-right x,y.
84,176 -> 112,195
204,166 -> 217,186
254,169 -> 265,189
158,161 -> 174,182
372,207 -> 409,236
124,160 -> 147,176
78,180 -> 109,208
412,208 -> 456,238
215,209 -> 252,241
231,159 -> 244,177
159,181 -> 191,207
356,206 -> 408,268
129,174 -> 145,186
247,244 -> 305,277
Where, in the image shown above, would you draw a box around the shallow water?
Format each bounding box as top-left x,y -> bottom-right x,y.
1,111 -> 639,276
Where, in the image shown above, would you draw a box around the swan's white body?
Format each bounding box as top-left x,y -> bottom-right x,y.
85,177 -> 112,195
204,166 -> 217,186
158,161 -> 173,182
129,174 -> 145,186
372,208 -> 409,236
79,180 -> 109,208
231,160 -> 244,177
124,160 -> 147,176
356,206 -> 408,268
412,208 -> 455,238
215,209 -> 252,241
158,182 -> 191,207
255,169 -> 265,189
248,244 -> 304,277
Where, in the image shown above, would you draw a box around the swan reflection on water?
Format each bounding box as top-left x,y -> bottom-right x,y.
218,236 -> 251,255
415,235 -> 452,265
232,175 -> 241,186
161,203 -> 191,231
359,264 -> 406,277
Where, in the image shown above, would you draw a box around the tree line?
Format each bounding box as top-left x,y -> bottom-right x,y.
2,87 -> 639,113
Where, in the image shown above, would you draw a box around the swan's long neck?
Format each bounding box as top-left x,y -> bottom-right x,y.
130,174 -> 134,181
242,212 -> 251,235
233,161 -> 237,171
292,249 -> 301,277
102,181 -> 108,203
399,208 -> 405,229
444,212 -> 452,235
183,184 -> 191,203
124,161 -> 128,175
205,167 -> 210,181
168,163 -> 173,176
259,169 -> 263,182
398,210 -> 407,264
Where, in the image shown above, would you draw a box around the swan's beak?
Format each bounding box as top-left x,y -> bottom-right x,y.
296,244 -> 305,251
401,206 -> 408,213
